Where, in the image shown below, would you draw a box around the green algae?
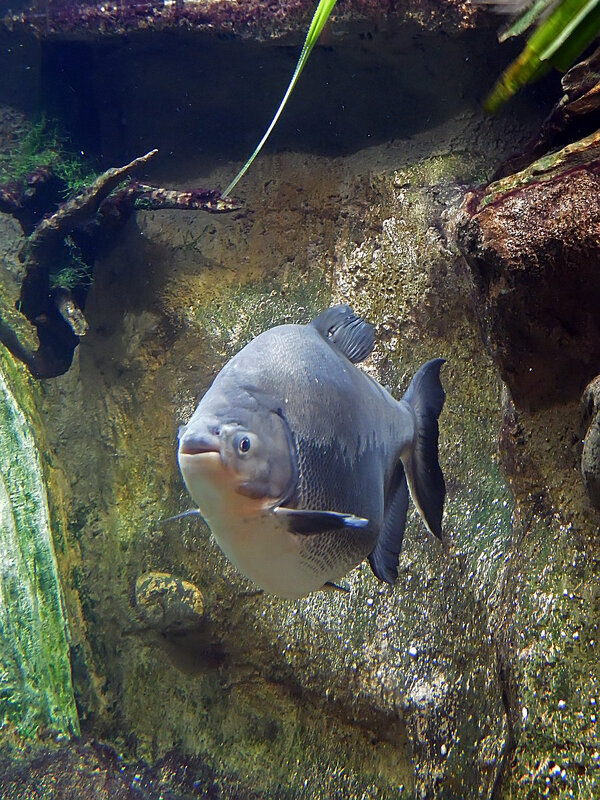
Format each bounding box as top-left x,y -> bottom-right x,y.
0,354 -> 79,737
0,116 -> 95,192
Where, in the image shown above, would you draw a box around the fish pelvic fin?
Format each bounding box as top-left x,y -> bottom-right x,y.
369,461 -> 409,584
402,358 -> 446,540
311,305 -> 375,364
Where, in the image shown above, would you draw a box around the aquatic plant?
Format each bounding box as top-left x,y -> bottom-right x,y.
486,0 -> 600,111
0,117 -> 95,191
49,237 -> 93,291
222,0 -> 338,197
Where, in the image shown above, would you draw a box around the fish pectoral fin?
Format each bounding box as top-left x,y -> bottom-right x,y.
158,508 -> 203,525
272,507 -> 369,535
368,462 -> 409,584
322,581 -> 351,594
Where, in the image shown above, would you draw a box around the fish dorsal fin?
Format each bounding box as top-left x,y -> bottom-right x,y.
311,305 -> 375,364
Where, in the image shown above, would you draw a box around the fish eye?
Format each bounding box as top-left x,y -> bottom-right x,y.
235,434 -> 252,455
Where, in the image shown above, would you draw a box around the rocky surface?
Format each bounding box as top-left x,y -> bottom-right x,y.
455,114 -> 600,800
457,130 -> 600,411
2,0 -> 479,41
134,571 -> 205,632
0,736 -> 269,799
581,375 -> 600,509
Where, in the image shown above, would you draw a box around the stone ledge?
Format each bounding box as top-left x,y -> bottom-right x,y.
3,0 -> 479,41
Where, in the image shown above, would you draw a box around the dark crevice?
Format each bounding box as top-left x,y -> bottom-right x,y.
490,645 -> 516,800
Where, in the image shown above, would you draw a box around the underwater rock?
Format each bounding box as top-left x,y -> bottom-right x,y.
0,736 -> 267,799
0,357 -> 79,737
2,0 -> 478,40
457,129 -> 600,410
581,375 -> 600,509
134,572 -> 205,633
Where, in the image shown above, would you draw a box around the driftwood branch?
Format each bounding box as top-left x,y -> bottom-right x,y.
0,149 -> 242,379
494,46 -> 600,179
23,149 -> 159,260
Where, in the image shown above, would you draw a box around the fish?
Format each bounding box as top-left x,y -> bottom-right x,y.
177,305 -> 446,600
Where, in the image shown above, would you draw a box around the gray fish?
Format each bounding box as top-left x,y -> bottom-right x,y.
178,306 -> 446,599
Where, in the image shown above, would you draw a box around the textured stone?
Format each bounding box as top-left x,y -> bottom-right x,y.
134,571 -> 204,632
3,0 -> 479,41
0,737 -> 268,799
0,354 -> 79,738
457,131 -> 600,410
581,375 -> 600,509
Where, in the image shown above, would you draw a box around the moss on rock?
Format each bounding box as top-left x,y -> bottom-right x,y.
0,351 -> 79,737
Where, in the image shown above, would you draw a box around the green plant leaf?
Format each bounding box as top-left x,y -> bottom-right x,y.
221,0 -> 338,198
532,0 -> 600,60
486,0 -> 600,111
543,0 -> 600,68
499,0 -> 558,42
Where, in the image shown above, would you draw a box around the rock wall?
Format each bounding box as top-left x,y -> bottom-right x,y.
0,351 -> 78,738
457,130 -> 600,799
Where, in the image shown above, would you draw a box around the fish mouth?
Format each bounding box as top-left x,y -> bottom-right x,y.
178,433 -> 220,457
178,450 -> 223,484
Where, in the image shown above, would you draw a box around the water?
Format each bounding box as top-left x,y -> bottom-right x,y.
0,2 -> 599,799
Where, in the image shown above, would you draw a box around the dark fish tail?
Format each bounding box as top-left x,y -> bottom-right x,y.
402,358 -> 446,539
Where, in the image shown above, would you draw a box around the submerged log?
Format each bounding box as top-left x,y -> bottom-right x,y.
0,149 -> 241,379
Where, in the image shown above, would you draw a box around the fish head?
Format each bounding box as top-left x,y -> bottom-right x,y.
178,386 -> 297,514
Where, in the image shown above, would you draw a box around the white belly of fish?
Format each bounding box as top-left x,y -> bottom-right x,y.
178,451 -> 330,599
212,511 -> 328,599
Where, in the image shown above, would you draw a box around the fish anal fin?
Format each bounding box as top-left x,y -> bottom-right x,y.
322,581 -> 351,594
311,305 -> 375,364
402,358 -> 446,540
273,507 -> 369,535
368,462 -> 409,584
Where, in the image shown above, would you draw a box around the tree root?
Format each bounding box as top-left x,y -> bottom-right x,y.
0,149 -> 241,379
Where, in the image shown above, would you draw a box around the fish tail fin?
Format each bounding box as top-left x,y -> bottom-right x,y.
402,358 -> 446,540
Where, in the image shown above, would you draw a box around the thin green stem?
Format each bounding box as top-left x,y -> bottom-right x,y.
222,0 -> 338,198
